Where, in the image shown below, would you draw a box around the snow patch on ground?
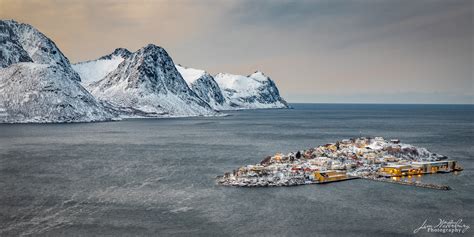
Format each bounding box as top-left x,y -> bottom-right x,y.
175,65 -> 206,85
73,56 -> 125,86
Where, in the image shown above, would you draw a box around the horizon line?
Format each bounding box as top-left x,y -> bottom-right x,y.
287,102 -> 474,105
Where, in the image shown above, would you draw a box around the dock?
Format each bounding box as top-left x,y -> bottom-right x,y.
358,175 -> 451,190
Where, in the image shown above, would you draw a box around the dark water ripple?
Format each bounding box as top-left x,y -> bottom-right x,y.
0,104 -> 473,236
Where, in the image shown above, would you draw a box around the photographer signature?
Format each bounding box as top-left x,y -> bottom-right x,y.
414,219 -> 470,234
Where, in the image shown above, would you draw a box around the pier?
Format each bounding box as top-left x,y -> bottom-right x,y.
358,175 -> 451,190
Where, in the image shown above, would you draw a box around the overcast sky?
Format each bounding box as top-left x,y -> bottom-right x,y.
1,0 -> 472,104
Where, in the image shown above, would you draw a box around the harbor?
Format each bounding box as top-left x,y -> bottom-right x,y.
217,137 -> 462,190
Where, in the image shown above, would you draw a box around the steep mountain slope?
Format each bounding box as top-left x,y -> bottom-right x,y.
0,63 -> 112,123
0,21 -> 32,68
214,71 -> 288,109
0,20 -> 113,123
89,44 -> 216,117
72,48 -> 131,86
0,20 -> 79,79
175,65 -> 229,110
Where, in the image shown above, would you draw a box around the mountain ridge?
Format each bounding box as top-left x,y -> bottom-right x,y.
1,20 -> 289,123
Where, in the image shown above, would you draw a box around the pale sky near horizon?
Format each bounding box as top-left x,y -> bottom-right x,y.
1,0 -> 473,104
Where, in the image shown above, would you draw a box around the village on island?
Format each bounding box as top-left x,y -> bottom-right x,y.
217,137 -> 463,190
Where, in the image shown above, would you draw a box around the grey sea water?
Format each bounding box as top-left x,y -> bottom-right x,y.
0,104 -> 473,236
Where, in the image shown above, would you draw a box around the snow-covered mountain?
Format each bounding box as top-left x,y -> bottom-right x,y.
88,44 -> 216,117
0,20 -> 113,123
1,20 -> 288,122
72,48 -> 131,86
214,71 -> 288,109
176,65 -> 288,110
175,65 -> 229,110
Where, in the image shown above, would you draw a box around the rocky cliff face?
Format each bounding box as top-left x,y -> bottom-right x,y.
98,48 -> 132,60
175,65 -> 229,110
0,21 -> 32,68
88,44 -> 216,117
214,71 -> 288,109
0,20 -> 79,79
0,20 -> 113,123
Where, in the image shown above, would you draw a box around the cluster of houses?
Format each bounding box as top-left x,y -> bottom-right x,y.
217,137 -> 462,187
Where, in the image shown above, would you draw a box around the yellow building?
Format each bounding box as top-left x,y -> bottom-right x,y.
324,144 -> 338,152
250,166 -> 264,173
313,170 -> 349,183
379,165 -> 423,177
411,161 -> 458,173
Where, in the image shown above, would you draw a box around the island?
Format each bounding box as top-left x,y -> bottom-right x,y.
217,137 -> 463,190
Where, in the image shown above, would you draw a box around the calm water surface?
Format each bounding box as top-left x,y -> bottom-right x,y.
0,104 -> 473,236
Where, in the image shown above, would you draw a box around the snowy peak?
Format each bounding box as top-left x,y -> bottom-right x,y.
0,21 -> 33,68
214,71 -> 288,109
214,72 -> 262,91
106,43 -> 185,93
88,44 -> 215,116
176,65 -> 289,110
98,48 -> 132,60
176,65 -> 228,110
0,20 -> 112,123
248,71 -> 274,82
0,20 -> 75,75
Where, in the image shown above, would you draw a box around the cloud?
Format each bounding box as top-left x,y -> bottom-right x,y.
1,0 -> 233,60
1,0 -> 472,103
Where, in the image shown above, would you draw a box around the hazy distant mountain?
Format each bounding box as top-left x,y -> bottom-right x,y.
0,20 -> 112,123
176,65 -> 288,110
87,44 -> 217,117
214,71 -> 288,109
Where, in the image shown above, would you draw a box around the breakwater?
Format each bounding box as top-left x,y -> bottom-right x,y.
359,176 -> 451,190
